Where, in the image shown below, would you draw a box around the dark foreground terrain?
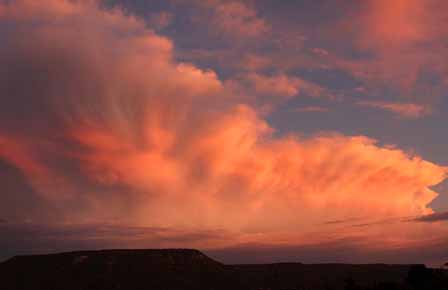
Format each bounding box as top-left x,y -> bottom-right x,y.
0,249 -> 447,290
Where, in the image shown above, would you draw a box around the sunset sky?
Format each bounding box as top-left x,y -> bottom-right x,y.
1,0 -> 448,266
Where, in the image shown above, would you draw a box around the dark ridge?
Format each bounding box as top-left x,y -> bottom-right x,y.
3,248 -> 222,267
1,249 -> 447,290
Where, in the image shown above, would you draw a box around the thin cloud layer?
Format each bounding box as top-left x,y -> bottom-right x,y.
226,73 -> 333,105
0,0 -> 447,263
357,101 -> 429,119
415,211 -> 448,223
294,106 -> 329,113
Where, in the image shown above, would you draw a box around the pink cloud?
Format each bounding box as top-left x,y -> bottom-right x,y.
240,54 -> 272,71
332,0 -> 448,98
357,0 -> 428,51
246,73 -> 299,98
310,48 -> 329,56
227,73 -> 333,101
357,101 -> 430,119
0,0 -> 446,259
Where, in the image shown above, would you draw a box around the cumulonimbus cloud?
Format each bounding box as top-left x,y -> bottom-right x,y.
0,0 -> 447,258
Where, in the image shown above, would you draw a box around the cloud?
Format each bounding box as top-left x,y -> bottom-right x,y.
294,106 -> 329,113
334,0 -> 448,96
246,73 -> 299,98
0,0 -> 447,263
200,0 -> 270,39
356,101 -> 430,119
415,211 -> 448,223
357,0 -> 428,51
240,54 -> 272,71
310,48 -> 329,56
0,0 -> 222,222
148,11 -> 173,30
227,73 -> 333,101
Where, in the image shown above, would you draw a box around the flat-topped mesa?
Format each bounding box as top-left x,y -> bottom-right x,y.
1,248 -> 223,269
0,249 -> 233,290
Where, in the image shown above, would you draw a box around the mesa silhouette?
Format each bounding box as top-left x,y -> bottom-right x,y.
1,249 -> 447,290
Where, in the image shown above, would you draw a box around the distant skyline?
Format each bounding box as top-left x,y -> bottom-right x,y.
1,0 -> 448,266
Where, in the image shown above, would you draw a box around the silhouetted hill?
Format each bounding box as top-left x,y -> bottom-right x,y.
1,249 -> 447,290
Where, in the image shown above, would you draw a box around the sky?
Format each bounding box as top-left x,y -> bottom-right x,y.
1,0 -> 448,266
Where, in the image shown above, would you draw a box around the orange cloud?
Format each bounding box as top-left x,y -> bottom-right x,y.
0,0 -> 447,258
357,101 -> 430,118
75,120 -> 446,231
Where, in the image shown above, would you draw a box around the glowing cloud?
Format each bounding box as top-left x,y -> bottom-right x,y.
0,0 -> 447,260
